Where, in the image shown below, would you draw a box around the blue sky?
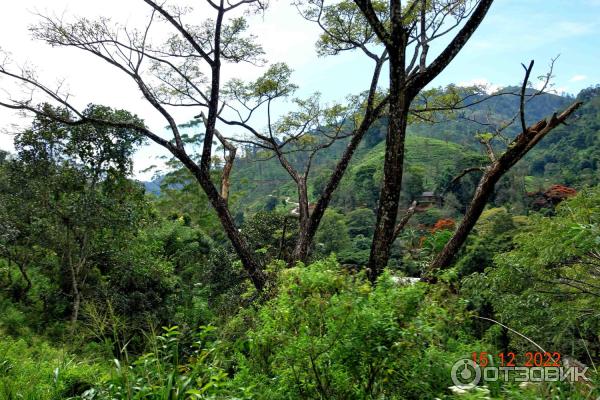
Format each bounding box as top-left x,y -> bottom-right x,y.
295,0 -> 600,102
435,0 -> 600,93
0,0 -> 598,177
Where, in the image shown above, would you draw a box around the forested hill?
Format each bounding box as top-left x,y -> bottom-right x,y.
408,86 -> 600,186
527,86 -> 600,185
148,85 -> 597,215
408,87 -> 574,146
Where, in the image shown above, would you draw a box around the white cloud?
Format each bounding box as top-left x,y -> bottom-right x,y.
457,78 -> 502,94
555,21 -> 595,36
569,74 -> 587,82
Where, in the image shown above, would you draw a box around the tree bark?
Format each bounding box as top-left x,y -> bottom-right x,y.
197,111 -> 236,204
184,159 -> 267,291
392,200 -> 418,241
70,288 -> 81,331
220,146 -> 236,203
367,38 -> 409,282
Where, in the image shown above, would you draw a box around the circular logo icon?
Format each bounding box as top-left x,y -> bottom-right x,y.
451,358 -> 481,388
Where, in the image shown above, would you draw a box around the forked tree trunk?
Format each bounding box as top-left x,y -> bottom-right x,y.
290,56 -> 388,264
14,259 -> 32,296
290,99 -> 388,263
363,0 -> 495,282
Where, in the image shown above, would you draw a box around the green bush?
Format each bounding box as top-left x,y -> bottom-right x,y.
0,332 -> 101,399
229,257 -> 482,399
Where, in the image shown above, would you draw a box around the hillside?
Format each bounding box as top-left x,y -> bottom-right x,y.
2,2 -> 600,398
527,86 -> 600,186
227,134 -> 485,214
222,86 -> 598,215
408,87 -> 574,146
144,86 -> 599,217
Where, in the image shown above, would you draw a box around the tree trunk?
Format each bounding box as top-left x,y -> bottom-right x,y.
220,147 -> 235,203
70,289 -> 81,331
367,43 -> 409,282
68,258 -> 81,332
14,259 -> 32,296
428,166 -> 499,271
291,57 -> 388,264
187,164 -> 267,291
297,178 -> 310,234
291,179 -> 311,263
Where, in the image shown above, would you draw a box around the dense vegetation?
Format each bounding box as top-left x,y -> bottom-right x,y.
0,85 -> 598,399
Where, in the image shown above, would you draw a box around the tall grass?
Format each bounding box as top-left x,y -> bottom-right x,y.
79,325 -> 229,399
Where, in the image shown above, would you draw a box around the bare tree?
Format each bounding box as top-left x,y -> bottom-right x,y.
0,0 -> 272,290
217,59 -> 390,262
301,0 -> 583,282
296,0 -> 499,279
0,0 -> 408,280
0,0 -> 395,289
355,0 -> 496,281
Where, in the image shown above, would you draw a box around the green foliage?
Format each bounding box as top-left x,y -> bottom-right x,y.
455,208 -> 517,277
462,187 -> 600,360
2,71 -> 600,400
230,257 -> 482,399
16,104 -> 144,175
314,210 -> 350,255
0,332 -> 102,399
527,87 -> 600,185
416,208 -> 444,226
422,229 -> 453,255
346,208 -> 376,237
81,326 -> 229,400
0,109 -> 159,337
153,166 -> 221,234
338,234 -> 371,265
311,0 -> 388,56
241,211 -> 299,264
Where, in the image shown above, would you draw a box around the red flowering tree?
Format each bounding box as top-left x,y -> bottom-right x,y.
431,219 -> 456,233
529,184 -> 577,210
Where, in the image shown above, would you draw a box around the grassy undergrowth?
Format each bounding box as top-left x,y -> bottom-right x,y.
0,331 -> 104,400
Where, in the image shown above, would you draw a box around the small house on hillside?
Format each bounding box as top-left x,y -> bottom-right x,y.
416,191 -> 443,207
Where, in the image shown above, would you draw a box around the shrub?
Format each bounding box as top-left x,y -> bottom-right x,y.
229,257 -> 481,399
0,332 -> 101,400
